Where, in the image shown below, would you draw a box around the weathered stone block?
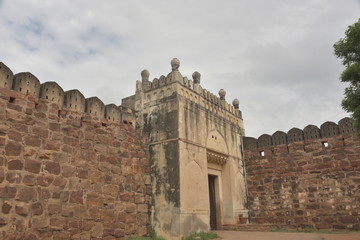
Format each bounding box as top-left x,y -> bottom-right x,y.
36,175 -> 54,187
90,223 -> 104,238
44,161 -> 60,175
0,167 -> 4,183
24,135 -> 41,147
70,191 -> 83,204
61,206 -> 74,217
22,175 -> 36,186
48,204 -> 62,215
0,186 -> 17,198
31,202 -> 43,215
61,165 -> 76,178
31,217 -> 49,229
52,177 -> 67,187
8,130 -> 22,141
5,141 -> 22,156
73,205 -> 88,218
137,204 -> 148,213
8,159 -> 23,170
2,202 -> 12,214
25,159 -> 41,173
16,186 -> 37,202
45,140 -> 60,151
339,215 -> 358,224
6,172 -> 22,183
15,203 -> 29,216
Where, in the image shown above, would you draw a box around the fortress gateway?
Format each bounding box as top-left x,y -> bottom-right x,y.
121,58 -> 248,238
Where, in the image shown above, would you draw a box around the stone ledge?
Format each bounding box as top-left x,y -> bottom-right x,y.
222,224 -> 278,232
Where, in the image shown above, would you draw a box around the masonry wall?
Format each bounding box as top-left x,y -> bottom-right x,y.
244,121 -> 360,230
0,87 -> 151,240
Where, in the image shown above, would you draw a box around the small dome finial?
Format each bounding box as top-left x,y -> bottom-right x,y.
218,89 -> 226,100
192,71 -> 201,84
171,58 -> 180,71
141,69 -> 150,81
232,99 -> 240,109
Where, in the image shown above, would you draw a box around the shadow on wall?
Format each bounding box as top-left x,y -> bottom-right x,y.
243,117 -> 356,150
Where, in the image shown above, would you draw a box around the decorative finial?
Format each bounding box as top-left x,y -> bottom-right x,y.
192,71 -> 201,84
141,69 -> 150,81
218,89 -> 226,100
171,58 -> 180,71
232,99 -> 240,109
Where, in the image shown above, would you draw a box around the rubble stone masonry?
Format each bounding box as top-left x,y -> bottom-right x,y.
244,129 -> 360,230
0,87 -> 151,239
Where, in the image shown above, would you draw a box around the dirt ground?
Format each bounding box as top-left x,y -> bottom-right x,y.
214,230 -> 360,240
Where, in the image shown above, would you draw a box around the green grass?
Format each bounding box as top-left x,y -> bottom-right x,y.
182,232 -> 218,240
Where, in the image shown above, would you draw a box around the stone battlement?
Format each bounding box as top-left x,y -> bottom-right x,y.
132,58 -> 242,127
243,117 -> 356,150
0,62 -> 135,126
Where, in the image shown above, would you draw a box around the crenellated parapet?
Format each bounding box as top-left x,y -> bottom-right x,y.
85,96 -> 105,119
244,117 -> 356,150
105,104 -> 121,122
0,62 -> 13,88
0,61 -> 135,125
12,72 -> 40,97
133,58 -> 243,129
40,81 -> 64,106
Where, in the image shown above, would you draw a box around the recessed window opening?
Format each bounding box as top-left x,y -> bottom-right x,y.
9,97 -> 15,103
322,141 -> 329,148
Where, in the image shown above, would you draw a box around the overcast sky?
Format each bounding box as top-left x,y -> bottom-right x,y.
0,0 -> 359,137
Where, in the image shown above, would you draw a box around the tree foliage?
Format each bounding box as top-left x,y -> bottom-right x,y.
334,19 -> 360,131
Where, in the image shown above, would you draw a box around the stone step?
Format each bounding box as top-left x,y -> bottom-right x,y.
222,224 -> 277,232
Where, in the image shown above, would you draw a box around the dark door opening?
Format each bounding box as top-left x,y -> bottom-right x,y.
208,175 -> 217,230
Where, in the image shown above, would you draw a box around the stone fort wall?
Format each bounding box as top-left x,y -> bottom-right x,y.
0,62 -> 151,239
243,118 -> 360,230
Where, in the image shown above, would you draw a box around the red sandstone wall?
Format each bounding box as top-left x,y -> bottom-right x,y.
0,88 -> 151,239
245,134 -> 360,230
